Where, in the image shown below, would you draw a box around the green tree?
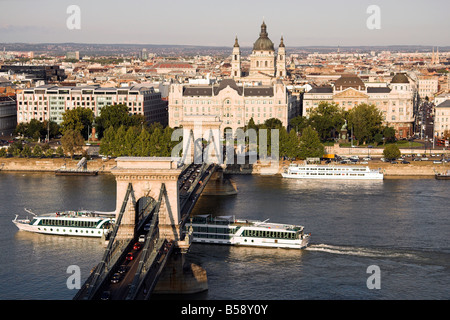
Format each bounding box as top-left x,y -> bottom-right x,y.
99,126 -> 116,156
56,146 -> 64,157
45,148 -> 54,158
347,103 -> 383,145
32,145 -> 43,158
289,115 -> 308,134
383,144 -> 401,160
123,127 -> 138,156
0,148 -> 6,157
113,125 -> 127,157
280,127 -> 300,159
21,145 -> 32,158
95,104 -> 131,138
149,127 -> 163,156
383,126 -> 396,144
61,129 -> 85,158
307,102 -> 345,141
61,107 -> 94,139
135,128 -> 152,157
298,126 -> 324,159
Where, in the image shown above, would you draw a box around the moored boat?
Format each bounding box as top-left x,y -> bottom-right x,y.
281,163 -> 383,180
12,209 -> 115,237
185,214 -> 310,249
435,170 -> 450,180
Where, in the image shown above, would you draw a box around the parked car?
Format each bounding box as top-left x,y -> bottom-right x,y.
433,160 -> 442,164
401,160 -> 410,164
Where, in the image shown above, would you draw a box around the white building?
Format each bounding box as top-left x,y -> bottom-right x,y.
16,85 -> 168,126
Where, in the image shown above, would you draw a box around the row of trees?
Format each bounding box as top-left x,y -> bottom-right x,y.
289,102 -> 396,145
100,124 -> 177,157
0,141 -> 64,158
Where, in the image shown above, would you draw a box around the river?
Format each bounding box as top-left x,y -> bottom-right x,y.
0,172 -> 448,300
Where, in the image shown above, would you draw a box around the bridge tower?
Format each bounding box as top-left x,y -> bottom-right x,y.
110,157 -> 183,243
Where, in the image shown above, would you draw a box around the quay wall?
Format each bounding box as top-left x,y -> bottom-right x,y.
1,157 -> 449,177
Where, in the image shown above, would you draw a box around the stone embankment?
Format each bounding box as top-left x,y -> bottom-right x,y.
1,157 -> 448,177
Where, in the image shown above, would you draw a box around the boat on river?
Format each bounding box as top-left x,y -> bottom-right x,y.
12,209 -> 115,237
435,170 -> 450,180
281,163 -> 383,180
185,214 -> 310,249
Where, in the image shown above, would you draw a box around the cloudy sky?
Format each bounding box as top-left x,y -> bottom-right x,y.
0,0 -> 449,47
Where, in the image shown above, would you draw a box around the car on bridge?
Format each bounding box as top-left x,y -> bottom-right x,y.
110,273 -> 122,284
133,242 -> 142,250
126,252 -> 134,261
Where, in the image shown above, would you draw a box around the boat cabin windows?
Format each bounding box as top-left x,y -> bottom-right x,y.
242,229 -> 297,239
37,218 -> 102,228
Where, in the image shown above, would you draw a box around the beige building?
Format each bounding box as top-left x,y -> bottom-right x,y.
168,21 -> 297,134
418,75 -> 439,99
232,21 -> 287,85
168,78 -> 296,134
434,100 -> 450,138
302,73 -> 415,138
17,84 -> 168,126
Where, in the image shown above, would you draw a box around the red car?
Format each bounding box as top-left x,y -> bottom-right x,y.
133,242 -> 142,250
126,252 -> 134,261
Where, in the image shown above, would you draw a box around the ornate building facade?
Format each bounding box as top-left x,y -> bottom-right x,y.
168,22 -> 297,134
303,73 -> 416,139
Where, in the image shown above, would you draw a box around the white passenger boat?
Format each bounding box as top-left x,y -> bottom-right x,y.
281,163 -> 383,180
185,215 -> 310,249
12,209 -> 115,238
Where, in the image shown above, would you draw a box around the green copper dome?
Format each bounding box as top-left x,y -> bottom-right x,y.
391,73 -> 409,84
253,21 -> 274,51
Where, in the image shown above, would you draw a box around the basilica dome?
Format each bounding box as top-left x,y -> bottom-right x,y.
253,21 -> 274,51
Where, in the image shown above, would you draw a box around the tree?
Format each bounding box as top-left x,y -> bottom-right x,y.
0,148 -> 6,157
61,107 -> 94,139
135,128 -> 152,157
298,126 -> 324,159
123,127 -> 138,156
21,145 -> 32,158
289,115 -> 308,134
61,129 -> 85,158
56,146 -> 64,157
95,104 -> 132,138
99,126 -> 116,156
383,144 -> 401,160
280,127 -> 301,159
347,103 -> 383,145
32,145 -> 43,158
111,125 -> 127,157
383,126 -> 396,144
307,102 -> 345,141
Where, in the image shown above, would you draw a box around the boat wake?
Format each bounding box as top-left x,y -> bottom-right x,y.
306,244 -> 416,259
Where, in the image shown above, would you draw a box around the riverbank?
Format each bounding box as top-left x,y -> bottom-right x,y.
1,157 -> 449,177
0,157 -> 116,174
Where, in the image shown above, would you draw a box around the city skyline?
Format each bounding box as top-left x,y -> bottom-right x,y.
0,0 -> 449,47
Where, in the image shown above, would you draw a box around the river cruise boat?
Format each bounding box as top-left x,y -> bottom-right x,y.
281,163 -> 383,180
185,215 -> 310,249
12,209 -> 115,237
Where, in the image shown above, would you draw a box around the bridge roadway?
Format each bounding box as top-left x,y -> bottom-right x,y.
75,162 -> 216,300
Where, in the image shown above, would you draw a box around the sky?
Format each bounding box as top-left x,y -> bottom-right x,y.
0,0 -> 449,47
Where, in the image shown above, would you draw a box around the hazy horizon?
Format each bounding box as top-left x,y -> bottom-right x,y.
1,0 -> 449,47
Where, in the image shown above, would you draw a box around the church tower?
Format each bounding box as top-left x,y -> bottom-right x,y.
249,21 -> 275,78
231,36 -> 241,79
276,36 -> 286,78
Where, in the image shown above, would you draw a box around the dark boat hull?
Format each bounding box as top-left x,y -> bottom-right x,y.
55,170 -> 98,176
435,174 -> 450,180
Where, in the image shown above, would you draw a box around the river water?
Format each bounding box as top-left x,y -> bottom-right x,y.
0,172 -> 448,300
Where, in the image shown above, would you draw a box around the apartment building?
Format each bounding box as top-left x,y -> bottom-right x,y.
16,85 -> 168,126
